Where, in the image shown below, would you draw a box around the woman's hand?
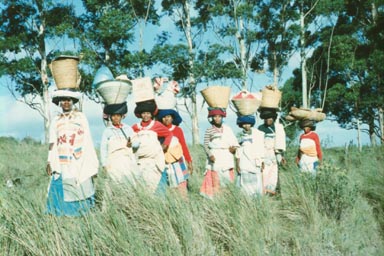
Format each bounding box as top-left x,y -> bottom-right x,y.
126,137 -> 132,148
209,155 -> 215,163
187,162 -> 193,175
46,163 -> 52,176
162,144 -> 169,153
229,146 -> 237,154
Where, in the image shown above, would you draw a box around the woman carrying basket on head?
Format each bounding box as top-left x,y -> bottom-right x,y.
296,119 -> 322,175
131,100 -> 173,195
100,102 -> 138,184
200,107 -> 239,199
235,115 -> 265,197
46,89 -> 98,216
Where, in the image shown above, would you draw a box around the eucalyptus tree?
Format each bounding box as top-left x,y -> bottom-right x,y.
258,0 -> 299,87
326,0 -> 384,145
78,0 -> 160,91
194,0 -> 299,92
280,0 -> 348,110
0,0 -> 79,142
150,0 -> 213,145
294,0 -> 384,145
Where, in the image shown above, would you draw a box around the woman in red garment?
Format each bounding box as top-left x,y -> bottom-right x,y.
157,109 -> 193,196
296,119 -> 322,175
131,100 -> 173,194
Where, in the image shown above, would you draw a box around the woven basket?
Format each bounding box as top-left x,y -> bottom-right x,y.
131,77 -> 155,103
290,107 -> 311,119
50,56 -> 81,89
285,115 -> 296,121
96,80 -> 132,104
231,91 -> 261,115
290,107 -> 326,121
260,86 -> 281,108
308,111 -> 326,121
200,86 -> 231,108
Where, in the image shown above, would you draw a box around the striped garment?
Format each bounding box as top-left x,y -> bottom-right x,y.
166,156 -> 189,188
200,169 -> 235,199
200,124 -> 239,198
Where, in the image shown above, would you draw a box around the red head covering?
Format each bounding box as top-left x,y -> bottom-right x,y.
208,108 -> 226,117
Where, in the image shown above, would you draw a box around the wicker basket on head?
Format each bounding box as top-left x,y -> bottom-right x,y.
131,77 -> 155,103
260,85 -> 281,108
96,80 -> 132,105
289,107 -> 326,121
201,86 -> 231,108
50,55 -> 81,89
231,91 -> 262,115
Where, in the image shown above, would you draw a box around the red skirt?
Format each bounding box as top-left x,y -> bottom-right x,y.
200,169 -> 234,199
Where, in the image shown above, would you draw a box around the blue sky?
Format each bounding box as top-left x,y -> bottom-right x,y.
0,77 -> 370,149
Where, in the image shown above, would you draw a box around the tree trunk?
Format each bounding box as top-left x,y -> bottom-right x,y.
369,119 -> 377,146
191,92 -> 200,145
300,5 -> 308,108
357,118 -> 362,152
273,51 -> 279,87
236,17 -> 247,90
43,85 -> 50,143
184,1 -> 200,145
39,22 -> 50,143
379,107 -> 384,144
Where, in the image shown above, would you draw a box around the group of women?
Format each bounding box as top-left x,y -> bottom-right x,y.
45,90 -> 322,217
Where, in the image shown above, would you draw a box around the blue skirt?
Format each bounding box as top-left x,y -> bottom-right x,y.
155,170 -> 168,196
46,175 -> 95,217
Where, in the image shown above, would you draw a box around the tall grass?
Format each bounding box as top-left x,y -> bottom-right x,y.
0,137 -> 383,255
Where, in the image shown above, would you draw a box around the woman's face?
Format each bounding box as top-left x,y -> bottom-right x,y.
162,115 -> 173,126
264,117 -> 274,126
212,115 -> 223,126
141,111 -> 152,122
60,97 -> 73,112
111,114 -> 123,126
242,123 -> 252,132
303,126 -> 311,134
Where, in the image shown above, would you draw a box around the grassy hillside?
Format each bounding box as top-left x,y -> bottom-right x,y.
0,136 -> 383,255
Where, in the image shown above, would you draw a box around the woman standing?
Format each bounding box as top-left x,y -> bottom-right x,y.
157,109 -> 192,196
46,89 -> 99,216
200,108 -> 239,199
258,108 -> 286,195
100,102 -> 138,184
131,100 -> 173,194
235,115 -> 265,197
296,119 -> 322,175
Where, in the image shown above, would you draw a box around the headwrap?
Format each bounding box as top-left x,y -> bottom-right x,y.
52,89 -> 82,105
299,119 -> 316,130
207,107 -> 226,117
103,102 -> 128,120
157,109 -> 182,126
259,107 -> 278,120
236,115 -> 256,127
134,100 -> 158,118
